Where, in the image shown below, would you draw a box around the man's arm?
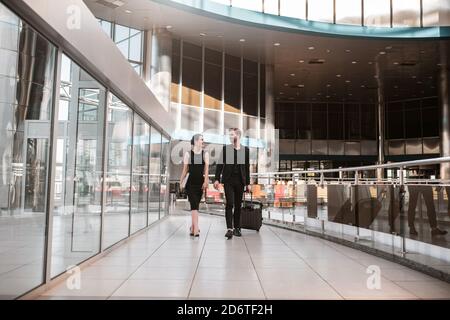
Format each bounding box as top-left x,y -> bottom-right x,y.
245,146 -> 250,185
214,146 -> 225,182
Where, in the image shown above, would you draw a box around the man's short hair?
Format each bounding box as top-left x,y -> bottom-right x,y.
228,127 -> 241,137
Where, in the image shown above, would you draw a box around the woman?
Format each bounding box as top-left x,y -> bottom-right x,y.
180,134 -> 209,237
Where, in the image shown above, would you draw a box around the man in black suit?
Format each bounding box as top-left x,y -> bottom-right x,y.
214,128 -> 250,239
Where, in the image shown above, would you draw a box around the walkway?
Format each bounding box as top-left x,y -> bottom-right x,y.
38,214 -> 450,299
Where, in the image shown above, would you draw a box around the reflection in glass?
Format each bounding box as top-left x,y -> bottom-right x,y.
224,54 -> 241,113
364,0 -> 391,27
0,3 -> 56,297
264,0 -> 279,15
308,0 -> 333,23
392,0 -> 420,27
104,94 -> 132,248
149,127 -> 162,224
51,54 -> 104,278
233,0 -> 262,12
280,0 -> 306,20
336,0 -> 362,25
130,115 -> 150,234
160,135 -> 170,217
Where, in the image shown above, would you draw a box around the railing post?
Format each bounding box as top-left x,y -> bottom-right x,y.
399,166 -> 408,256
354,171 -> 360,242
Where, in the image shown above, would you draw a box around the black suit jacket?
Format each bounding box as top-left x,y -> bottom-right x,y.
214,144 -> 250,185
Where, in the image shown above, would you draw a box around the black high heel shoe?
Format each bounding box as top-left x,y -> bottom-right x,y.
190,226 -> 200,237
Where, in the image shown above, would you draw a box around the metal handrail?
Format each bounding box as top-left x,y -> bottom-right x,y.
249,156 -> 450,176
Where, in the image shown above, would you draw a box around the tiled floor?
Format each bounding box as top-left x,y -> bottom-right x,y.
37,214 -> 450,300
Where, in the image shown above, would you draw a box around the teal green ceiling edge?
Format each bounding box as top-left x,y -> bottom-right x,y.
153,0 -> 450,39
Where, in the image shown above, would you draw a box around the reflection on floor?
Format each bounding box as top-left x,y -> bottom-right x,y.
36,213 -> 450,300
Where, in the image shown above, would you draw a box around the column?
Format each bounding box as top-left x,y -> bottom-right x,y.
375,58 -> 385,180
439,42 -> 450,179
259,64 -> 276,181
147,27 -> 172,111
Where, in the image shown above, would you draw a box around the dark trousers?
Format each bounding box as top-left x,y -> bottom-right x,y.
407,186 -> 437,228
224,177 -> 244,229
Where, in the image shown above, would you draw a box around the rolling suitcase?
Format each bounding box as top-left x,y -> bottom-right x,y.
240,192 -> 263,231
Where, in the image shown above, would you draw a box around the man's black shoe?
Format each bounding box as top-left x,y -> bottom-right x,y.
233,228 -> 242,237
225,229 -> 233,239
431,228 -> 448,236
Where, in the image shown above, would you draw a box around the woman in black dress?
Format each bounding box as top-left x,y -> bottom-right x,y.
180,134 -> 209,237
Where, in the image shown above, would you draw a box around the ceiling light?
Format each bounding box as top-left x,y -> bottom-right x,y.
274,42 -> 281,46
417,81 -> 422,84
326,84 -> 331,87
326,49 -> 331,53
317,93 -> 322,95
200,33 -> 206,36
299,60 -> 305,63
379,51 -> 386,55
239,38 -> 245,42
280,92 -> 284,95
308,46 -> 315,50
166,25 -> 173,29
351,61 -> 357,64
393,62 -> 399,65
124,9 -> 132,14
297,84 -> 304,88
348,93 -> 353,96
345,80 -> 351,83
374,75 -> 378,78
361,85 -> 365,88
368,61 -> 373,65
284,83 -> 289,87
385,46 -> 392,50
326,95 -> 330,98
336,74 -> 341,78
411,75 -> 417,79
290,73 -> 295,77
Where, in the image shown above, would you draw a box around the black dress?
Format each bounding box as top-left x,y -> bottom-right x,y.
186,150 -> 205,211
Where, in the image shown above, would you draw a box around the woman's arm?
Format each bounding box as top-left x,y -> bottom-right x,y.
180,152 -> 189,188
203,152 -> 210,190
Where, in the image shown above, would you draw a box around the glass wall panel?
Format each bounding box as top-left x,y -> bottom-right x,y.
312,103 -> 327,139
276,103 -> 295,139
361,103 -> 376,140
264,0 -> 279,15
171,39 -> 180,103
160,135 -> 170,217
260,65 -> 266,118
422,98 -> 439,137
422,0 -> 440,27
149,127 -> 162,224
280,0 -> 306,20
308,0 -> 334,23
233,0 -> 262,12
51,55 -> 105,277
130,114 -> 149,234
336,0 -> 362,25
364,0 -> 391,27
328,103 -> 344,140
0,5 -> 56,296
204,108 -> 221,132
224,112 -> 240,135
404,100 -> 421,138
392,0 -> 421,27
296,103 -> 311,139
243,59 -> 258,116
386,102 -> 404,139
204,48 -> 222,110
104,94 -> 132,248
224,54 -> 241,113
182,42 -> 202,107
345,104 -> 360,140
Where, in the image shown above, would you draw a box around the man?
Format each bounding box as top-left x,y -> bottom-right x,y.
214,128 -> 251,239
407,169 -> 447,236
